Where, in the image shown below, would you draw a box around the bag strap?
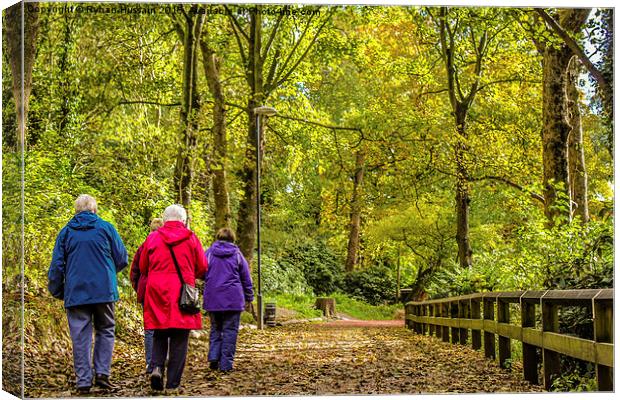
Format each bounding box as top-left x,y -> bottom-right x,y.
167,244 -> 185,286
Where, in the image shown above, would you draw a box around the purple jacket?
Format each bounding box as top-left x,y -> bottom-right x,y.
203,241 -> 254,312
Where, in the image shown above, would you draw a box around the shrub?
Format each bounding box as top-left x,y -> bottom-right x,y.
342,264 -> 397,305
279,240 -> 344,296
258,254 -> 314,296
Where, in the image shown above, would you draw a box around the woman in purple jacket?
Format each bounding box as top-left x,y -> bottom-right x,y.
204,227 -> 254,372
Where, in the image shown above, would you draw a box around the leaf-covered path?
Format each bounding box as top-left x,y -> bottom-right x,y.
27,322 -> 543,397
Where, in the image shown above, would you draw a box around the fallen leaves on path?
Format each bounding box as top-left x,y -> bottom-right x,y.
24,322 -> 543,397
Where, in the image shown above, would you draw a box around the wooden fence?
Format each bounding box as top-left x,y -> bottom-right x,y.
405,289 -> 613,391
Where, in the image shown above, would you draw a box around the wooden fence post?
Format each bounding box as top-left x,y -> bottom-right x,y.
423,304 -> 429,336
458,300 -> 469,345
521,299 -> 538,384
441,302 -> 450,342
415,305 -> 422,334
405,303 -> 412,330
433,303 -> 441,338
483,297 -> 496,360
450,301 -> 459,344
471,298 -> 481,350
542,298 -> 560,390
593,294 -> 613,391
497,298 -> 511,368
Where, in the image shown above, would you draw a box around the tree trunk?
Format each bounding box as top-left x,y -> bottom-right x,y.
437,7 -> 484,270
3,2 -> 39,150
236,12 -> 264,266
542,43 -> 573,225
540,9 -> 590,226
567,57 -> 589,223
454,112 -> 473,269
315,297 -> 336,318
200,33 -> 231,229
345,149 -> 366,272
174,13 -> 204,224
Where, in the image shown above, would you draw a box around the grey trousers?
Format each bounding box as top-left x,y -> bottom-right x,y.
66,302 -> 115,388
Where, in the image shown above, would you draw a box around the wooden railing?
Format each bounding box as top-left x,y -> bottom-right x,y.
405,289 -> 613,391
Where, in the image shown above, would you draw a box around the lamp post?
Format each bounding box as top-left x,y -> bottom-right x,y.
253,105 -> 277,330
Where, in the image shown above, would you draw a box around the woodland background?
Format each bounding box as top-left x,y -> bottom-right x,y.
1,1 -> 615,394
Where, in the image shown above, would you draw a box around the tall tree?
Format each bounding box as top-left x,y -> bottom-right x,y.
172,8 -> 205,223
538,8 -> 590,225
436,7 -> 489,269
226,5 -> 333,263
200,18 -> 231,229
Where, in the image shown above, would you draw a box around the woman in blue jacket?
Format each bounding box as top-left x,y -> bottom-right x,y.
48,195 -> 128,393
203,228 -> 254,372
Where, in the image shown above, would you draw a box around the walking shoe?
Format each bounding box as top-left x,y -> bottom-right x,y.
165,387 -> 183,396
150,367 -> 164,391
209,361 -> 218,370
94,374 -> 114,390
76,386 -> 91,394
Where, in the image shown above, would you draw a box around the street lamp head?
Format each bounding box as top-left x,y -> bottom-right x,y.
254,106 -> 278,117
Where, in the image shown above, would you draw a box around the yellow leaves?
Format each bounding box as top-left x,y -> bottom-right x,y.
24,314 -> 544,397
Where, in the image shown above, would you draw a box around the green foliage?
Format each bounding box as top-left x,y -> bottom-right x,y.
550,365 -> 597,392
259,253 -> 314,296
284,241 -> 344,296
262,228 -> 344,296
2,9 -> 613,396
342,264 -> 396,305
427,260 -> 499,298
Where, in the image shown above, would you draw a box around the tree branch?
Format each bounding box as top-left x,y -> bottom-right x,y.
274,8 -> 334,89
224,7 -> 249,42
278,114 -> 362,133
227,15 -> 247,69
534,8 -> 610,100
262,12 -> 285,61
471,175 -> 545,204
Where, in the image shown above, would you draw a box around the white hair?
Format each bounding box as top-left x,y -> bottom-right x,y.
75,194 -> 97,214
163,204 -> 187,223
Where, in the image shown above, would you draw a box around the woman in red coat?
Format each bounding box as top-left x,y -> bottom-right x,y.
139,204 -> 207,390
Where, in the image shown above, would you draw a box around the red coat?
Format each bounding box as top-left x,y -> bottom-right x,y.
130,243 -> 147,303
139,221 -> 207,330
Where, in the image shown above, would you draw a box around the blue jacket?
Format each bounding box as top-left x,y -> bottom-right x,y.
203,241 -> 254,312
48,211 -> 128,307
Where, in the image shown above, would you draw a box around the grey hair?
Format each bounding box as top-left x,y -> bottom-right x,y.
163,204 -> 187,223
75,194 -> 97,213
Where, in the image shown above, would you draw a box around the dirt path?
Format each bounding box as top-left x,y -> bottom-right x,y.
25,322 -> 543,397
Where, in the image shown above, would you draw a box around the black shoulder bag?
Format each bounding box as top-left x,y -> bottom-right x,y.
167,244 -> 201,315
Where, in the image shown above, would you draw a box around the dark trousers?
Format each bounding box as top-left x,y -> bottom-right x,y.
208,311 -> 241,371
66,302 -> 115,388
151,329 -> 190,389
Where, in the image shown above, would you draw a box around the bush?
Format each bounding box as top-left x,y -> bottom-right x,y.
277,240 -> 344,296
342,264 -> 397,305
258,254 -> 313,296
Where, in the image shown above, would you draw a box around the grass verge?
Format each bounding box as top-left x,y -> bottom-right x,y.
262,292 -> 402,321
